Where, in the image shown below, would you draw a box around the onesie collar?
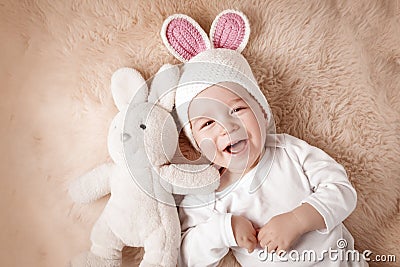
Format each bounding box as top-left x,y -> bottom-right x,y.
248,134 -> 281,193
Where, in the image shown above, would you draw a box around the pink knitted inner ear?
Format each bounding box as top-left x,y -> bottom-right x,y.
212,13 -> 245,50
166,18 -> 208,61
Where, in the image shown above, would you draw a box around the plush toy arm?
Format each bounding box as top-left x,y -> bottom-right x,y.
68,163 -> 114,204
159,164 -> 220,195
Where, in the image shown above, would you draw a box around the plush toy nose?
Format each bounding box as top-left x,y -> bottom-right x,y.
122,133 -> 131,142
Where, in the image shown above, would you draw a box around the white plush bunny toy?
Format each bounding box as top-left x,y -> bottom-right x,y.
69,64 -> 220,267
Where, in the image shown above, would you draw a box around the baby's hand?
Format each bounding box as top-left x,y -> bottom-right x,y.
257,212 -> 303,254
232,215 -> 257,253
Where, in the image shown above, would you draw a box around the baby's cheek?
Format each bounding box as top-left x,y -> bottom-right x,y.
198,138 -> 217,162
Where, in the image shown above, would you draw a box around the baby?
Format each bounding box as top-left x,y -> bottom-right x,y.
161,10 -> 368,267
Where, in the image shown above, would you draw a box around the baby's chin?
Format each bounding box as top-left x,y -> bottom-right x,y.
201,146 -> 261,172
215,158 -> 255,174
220,153 -> 263,173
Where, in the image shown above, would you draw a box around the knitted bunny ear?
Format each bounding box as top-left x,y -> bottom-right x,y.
161,14 -> 211,62
210,10 -> 250,53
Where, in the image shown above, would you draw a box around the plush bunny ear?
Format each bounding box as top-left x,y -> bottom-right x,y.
210,10 -> 250,53
148,64 -> 180,112
111,68 -> 148,111
161,14 -> 211,62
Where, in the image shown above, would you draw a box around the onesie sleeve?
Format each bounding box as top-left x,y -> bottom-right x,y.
178,194 -> 237,267
283,134 -> 357,234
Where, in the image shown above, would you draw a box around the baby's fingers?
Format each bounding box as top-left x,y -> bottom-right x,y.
257,224 -> 270,241
258,230 -> 270,248
241,235 -> 257,253
247,235 -> 258,253
266,241 -> 278,253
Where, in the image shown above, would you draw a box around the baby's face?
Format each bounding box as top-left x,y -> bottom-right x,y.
188,82 -> 267,173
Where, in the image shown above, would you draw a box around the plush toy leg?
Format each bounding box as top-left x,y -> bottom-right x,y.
70,213 -> 124,267
139,225 -> 180,267
70,251 -> 120,267
70,214 -> 124,267
90,213 -> 125,265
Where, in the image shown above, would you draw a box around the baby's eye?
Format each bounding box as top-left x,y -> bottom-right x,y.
201,120 -> 214,129
231,107 -> 246,114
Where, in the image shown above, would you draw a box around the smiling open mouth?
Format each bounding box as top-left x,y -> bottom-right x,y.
224,139 -> 248,154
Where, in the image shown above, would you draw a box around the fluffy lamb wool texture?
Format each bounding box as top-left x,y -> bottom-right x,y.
0,1 -> 399,267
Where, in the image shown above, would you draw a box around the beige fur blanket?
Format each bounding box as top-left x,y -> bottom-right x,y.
0,0 -> 399,266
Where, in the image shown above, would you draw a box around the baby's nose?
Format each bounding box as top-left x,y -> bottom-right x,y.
220,119 -> 240,135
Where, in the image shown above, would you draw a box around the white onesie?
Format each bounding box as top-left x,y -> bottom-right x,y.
178,134 -> 369,267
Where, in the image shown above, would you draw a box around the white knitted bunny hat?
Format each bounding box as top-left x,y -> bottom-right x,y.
161,10 -> 275,150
